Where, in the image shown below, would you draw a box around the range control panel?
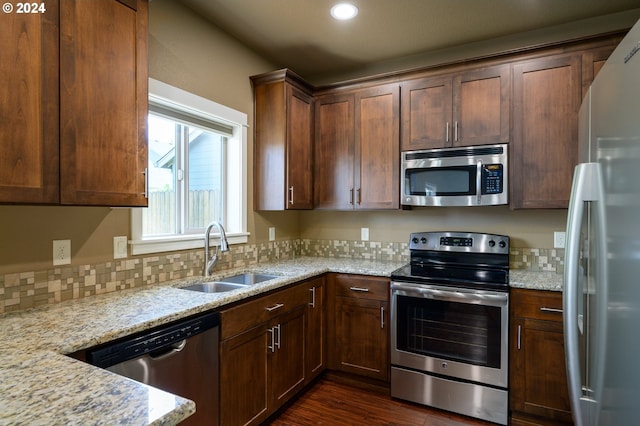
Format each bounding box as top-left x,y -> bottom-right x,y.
409,231 -> 509,254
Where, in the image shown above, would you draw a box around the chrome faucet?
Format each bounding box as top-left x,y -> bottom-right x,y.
204,221 -> 229,277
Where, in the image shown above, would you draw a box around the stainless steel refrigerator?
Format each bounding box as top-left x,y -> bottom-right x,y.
564,18 -> 640,426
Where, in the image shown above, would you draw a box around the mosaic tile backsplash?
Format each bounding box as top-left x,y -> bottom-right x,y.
0,239 -> 563,314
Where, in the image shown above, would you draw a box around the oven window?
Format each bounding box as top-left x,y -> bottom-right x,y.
395,294 -> 501,368
405,166 -> 475,196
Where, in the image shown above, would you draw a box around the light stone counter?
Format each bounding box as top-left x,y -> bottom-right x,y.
509,269 -> 564,292
0,257 -> 404,426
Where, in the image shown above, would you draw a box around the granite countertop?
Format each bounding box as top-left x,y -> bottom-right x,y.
0,257 -> 404,426
509,269 -> 564,292
0,257 -> 560,425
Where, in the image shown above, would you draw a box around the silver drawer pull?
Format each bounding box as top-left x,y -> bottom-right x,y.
266,303 -> 284,312
349,287 -> 369,292
540,307 -> 563,314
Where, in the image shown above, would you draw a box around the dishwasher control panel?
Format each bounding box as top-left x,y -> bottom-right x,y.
87,311 -> 219,368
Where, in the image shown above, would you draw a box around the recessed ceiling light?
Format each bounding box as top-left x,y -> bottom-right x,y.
331,3 -> 358,20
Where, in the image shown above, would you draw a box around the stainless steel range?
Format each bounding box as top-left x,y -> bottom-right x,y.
390,231 -> 510,425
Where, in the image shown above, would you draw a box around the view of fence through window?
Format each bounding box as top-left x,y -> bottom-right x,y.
144,113 -> 224,237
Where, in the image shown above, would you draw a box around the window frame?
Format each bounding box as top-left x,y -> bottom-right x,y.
130,78 -> 248,256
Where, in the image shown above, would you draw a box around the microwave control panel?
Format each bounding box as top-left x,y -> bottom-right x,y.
482,164 -> 503,194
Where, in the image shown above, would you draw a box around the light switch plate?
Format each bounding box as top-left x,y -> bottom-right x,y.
53,240 -> 71,266
268,227 -> 276,241
554,231 -> 566,249
114,236 -> 128,259
361,227 -> 369,241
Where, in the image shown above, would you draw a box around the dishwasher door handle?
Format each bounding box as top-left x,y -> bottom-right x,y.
149,339 -> 187,360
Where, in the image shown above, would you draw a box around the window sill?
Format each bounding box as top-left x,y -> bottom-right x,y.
130,232 -> 249,256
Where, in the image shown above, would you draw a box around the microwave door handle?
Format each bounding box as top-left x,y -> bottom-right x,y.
476,160 -> 482,205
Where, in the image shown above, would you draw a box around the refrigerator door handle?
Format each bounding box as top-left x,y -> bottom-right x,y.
564,162 -> 606,426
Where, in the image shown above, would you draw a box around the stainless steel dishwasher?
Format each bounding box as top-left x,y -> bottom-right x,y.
87,311 -> 219,426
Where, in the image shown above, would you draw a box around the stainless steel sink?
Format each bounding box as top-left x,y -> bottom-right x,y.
218,273 -> 279,285
181,282 -> 247,293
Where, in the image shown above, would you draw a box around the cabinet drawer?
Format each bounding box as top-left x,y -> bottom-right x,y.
221,284 -> 308,339
334,274 -> 389,301
511,288 -> 564,322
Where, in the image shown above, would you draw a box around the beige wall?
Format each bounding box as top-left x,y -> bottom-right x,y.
299,207 -> 567,249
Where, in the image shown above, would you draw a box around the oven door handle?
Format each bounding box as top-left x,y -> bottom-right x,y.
391,282 -> 508,305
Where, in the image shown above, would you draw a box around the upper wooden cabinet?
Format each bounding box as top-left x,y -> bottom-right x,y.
511,53 -> 582,209
510,41 -> 617,209
0,2 -> 60,203
0,0 -> 149,206
252,69 -> 314,210
315,84 -> 400,210
401,64 -> 510,150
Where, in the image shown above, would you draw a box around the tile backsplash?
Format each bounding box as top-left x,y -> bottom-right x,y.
0,239 -> 563,314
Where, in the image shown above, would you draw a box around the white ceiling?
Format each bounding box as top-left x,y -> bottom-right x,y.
176,0 -> 640,81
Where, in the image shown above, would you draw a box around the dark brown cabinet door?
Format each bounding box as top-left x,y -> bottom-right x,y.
269,306 -> 306,411
510,289 -> 573,425
453,64 -> 510,146
355,84 -> 400,210
305,277 -> 326,383
253,71 -> 314,210
330,274 -> 390,382
314,93 -> 355,209
60,0 -> 148,206
335,296 -> 389,381
401,76 -> 452,150
401,64 -> 509,151
0,3 -> 60,203
220,325 -> 269,426
286,85 -> 314,209
511,54 -> 581,209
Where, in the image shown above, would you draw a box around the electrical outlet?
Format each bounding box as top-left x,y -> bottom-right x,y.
361,227 -> 369,241
554,231 -> 566,249
268,227 -> 276,241
53,240 -> 71,266
114,236 -> 128,259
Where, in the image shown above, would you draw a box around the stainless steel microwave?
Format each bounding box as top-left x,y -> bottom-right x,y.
401,143 -> 508,207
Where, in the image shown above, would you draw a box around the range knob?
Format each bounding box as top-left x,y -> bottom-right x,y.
420,237 -> 427,244
412,237 -> 419,244
488,240 -> 496,247
499,240 -> 506,248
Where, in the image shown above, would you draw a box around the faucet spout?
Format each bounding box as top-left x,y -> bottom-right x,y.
204,221 -> 229,277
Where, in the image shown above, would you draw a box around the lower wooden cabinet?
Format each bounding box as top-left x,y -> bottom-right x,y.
328,274 -> 389,382
219,277 -> 325,426
510,288 -> 573,425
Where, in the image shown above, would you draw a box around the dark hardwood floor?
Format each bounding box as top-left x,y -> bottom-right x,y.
265,377 -> 494,426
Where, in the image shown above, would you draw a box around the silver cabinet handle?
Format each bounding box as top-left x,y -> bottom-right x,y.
356,188 -> 361,205
380,306 -> 385,329
267,327 -> 276,353
142,168 -> 148,198
309,287 -> 316,308
266,303 -> 284,312
540,307 -> 563,314
517,324 -> 522,350
349,188 -> 354,205
454,121 -> 459,141
289,186 -> 294,205
275,323 -> 281,350
445,122 -> 450,142
349,287 -> 369,292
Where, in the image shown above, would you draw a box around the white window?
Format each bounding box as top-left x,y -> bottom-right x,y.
131,79 -> 248,255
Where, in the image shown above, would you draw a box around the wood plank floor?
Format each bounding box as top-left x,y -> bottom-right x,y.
266,377 -> 495,426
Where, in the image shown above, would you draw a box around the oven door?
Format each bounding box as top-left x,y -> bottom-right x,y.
390,281 -> 508,388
